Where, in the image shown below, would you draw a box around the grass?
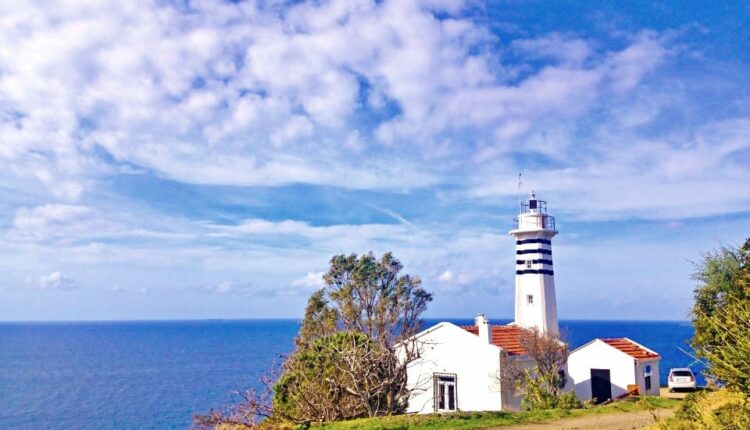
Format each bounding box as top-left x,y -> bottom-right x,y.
315,397 -> 681,430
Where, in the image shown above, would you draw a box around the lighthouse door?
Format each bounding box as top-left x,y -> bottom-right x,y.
590,369 -> 612,404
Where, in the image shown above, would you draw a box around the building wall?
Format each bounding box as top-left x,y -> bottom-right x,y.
405,323 -> 504,413
567,340 -> 637,401
501,355 -> 535,411
634,359 -> 661,396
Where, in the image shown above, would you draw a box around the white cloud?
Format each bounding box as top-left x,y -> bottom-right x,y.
0,0 -> 676,200
291,271 -> 327,290
34,271 -> 75,291
606,32 -> 667,93
437,270 -> 454,282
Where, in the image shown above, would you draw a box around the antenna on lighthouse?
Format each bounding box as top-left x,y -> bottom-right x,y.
517,172 -> 523,211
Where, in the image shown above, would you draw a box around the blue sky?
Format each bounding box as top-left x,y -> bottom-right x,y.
1,0 -> 748,321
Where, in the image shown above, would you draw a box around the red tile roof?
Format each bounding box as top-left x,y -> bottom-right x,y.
602,338 -> 660,360
462,325 -> 526,355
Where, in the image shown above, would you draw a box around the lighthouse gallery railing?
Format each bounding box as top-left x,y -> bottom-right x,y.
513,216 -> 555,230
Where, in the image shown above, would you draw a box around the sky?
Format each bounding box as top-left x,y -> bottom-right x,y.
0,0 -> 749,321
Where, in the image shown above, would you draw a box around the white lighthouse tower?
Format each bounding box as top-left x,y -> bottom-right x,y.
509,191 -> 559,337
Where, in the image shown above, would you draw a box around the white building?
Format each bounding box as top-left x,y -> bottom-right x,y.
403,191 -> 662,413
404,314 -> 530,413
568,338 -> 661,403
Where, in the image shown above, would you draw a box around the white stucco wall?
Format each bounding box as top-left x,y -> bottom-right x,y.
567,339 -> 638,401
404,322 -> 505,413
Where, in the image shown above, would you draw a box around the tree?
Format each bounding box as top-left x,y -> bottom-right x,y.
297,252 -> 432,348
501,328 -> 580,410
273,332 -> 396,421
691,243 -> 746,356
277,252 -> 433,421
691,238 -> 750,394
194,252 -> 432,429
649,238 -> 750,430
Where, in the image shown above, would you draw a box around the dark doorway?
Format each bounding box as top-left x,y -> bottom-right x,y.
590,369 -> 612,404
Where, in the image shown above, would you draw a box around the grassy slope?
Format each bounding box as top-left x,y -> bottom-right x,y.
315,397 -> 680,430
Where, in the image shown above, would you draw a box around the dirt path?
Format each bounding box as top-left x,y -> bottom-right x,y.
489,408 -> 674,430
659,387 -> 693,400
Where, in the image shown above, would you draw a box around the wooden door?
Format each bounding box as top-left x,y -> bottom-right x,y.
590,368 -> 612,404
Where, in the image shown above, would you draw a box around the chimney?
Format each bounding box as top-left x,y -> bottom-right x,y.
475,313 -> 491,344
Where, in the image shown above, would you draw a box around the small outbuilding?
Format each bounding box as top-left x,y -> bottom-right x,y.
567,338 -> 661,403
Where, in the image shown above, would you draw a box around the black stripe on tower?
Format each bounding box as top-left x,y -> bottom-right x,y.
516,259 -> 553,265
516,238 -> 551,245
516,249 -> 552,255
516,269 -> 554,275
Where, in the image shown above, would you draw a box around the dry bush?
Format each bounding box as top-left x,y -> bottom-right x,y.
500,327 -> 580,411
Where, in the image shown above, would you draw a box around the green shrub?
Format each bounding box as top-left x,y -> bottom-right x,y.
652,389 -> 750,430
520,370 -> 582,411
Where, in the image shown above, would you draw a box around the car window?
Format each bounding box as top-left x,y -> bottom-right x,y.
672,370 -> 692,377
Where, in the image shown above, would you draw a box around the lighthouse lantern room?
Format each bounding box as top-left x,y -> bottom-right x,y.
509,191 -> 559,337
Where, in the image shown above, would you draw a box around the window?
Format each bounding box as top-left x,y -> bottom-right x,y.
527,294 -> 534,304
433,373 -> 457,412
557,370 -> 567,388
526,260 -> 533,269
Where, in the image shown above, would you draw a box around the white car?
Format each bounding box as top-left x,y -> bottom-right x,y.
668,368 -> 697,392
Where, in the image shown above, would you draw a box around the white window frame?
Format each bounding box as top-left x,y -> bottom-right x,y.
433,373 -> 458,412
527,294 -> 534,304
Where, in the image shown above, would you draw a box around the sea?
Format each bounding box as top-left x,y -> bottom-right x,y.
0,319 -> 701,430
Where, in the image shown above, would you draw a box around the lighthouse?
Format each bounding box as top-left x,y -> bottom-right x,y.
509,191 -> 559,337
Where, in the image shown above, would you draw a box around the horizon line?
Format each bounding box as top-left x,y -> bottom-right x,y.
0,317 -> 692,324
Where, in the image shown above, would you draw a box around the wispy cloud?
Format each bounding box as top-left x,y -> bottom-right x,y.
467,118 -> 750,220
6,204 -> 189,244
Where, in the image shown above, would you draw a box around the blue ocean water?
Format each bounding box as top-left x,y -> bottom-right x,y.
0,319 -> 700,429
